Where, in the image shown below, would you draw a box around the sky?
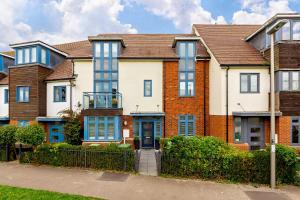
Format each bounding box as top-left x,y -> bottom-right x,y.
0,0 -> 299,51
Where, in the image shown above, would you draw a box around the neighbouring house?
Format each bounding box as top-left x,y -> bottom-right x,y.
0,13 -> 299,150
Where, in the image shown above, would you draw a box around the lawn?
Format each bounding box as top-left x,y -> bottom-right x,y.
0,185 -> 103,200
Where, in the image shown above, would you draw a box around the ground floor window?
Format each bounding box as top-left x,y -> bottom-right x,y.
178,115 -> 195,136
291,117 -> 300,145
84,116 -> 120,141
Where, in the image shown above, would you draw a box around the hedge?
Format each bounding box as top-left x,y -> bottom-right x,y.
161,136 -> 298,184
20,143 -> 135,172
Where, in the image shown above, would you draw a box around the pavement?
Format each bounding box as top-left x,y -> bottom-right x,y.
138,149 -> 158,176
0,161 -> 299,200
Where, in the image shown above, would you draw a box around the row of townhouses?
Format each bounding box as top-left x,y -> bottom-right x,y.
0,13 -> 300,150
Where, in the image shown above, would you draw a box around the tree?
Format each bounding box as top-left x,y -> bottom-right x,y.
58,103 -> 82,145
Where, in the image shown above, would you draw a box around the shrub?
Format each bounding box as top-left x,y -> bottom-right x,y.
20,143 -> 135,172
161,136 -> 298,184
0,125 -> 18,145
64,119 -> 82,145
16,124 -> 45,146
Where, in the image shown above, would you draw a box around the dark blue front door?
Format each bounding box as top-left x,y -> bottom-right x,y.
142,122 -> 154,148
49,124 -> 64,143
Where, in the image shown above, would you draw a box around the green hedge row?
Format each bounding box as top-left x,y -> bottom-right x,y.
161,136 -> 298,184
20,143 -> 135,172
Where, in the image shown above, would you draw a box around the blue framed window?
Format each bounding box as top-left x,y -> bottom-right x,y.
53,86 -> 66,102
144,80 -> 152,97
93,42 -> 119,93
4,89 -> 8,104
178,42 -> 196,97
291,117 -> 300,145
16,86 -> 30,102
15,46 -> 49,66
18,120 -> 29,127
84,116 -> 120,141
178,115 -> 195,136
0,55 -> 3,72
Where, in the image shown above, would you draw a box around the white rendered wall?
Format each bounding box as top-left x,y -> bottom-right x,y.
119,60 -> 163,115
46,81 -> 71,117
0,86 -> 8,117
73,60 -> 93,108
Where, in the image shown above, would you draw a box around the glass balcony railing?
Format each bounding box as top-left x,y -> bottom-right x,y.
83,92 -> 122,109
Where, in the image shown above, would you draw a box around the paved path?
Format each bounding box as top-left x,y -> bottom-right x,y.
0,162 -> 299,200
138,149 -> 158,176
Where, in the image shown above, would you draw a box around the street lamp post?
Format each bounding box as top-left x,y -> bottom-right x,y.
266,19 -> 288,189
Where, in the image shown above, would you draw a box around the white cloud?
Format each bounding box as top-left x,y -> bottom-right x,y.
0,0 -> 137,50
232,0 -> 294,24
127,0 -> 226,32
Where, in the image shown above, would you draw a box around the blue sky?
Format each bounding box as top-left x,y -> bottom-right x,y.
0,0 -> 299,50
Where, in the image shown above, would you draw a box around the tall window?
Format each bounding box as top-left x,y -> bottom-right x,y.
282,71 -> 290,91
291,117 -> 300,145
240,73 -> 259,93
16,86 -> 29,102
94,42 -> 119,93
41,48 -> 47,64
144,80 -> 152,97
282,21 -> 291,40
17,49 -> 23,64
85,116 -> 119,141
178,42 -> 195,97
53,86 -> 66,102
178,115 -> 195,136
4,89 -> 8,104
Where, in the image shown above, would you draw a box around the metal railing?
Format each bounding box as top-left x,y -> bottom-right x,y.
83,92 -> 122,109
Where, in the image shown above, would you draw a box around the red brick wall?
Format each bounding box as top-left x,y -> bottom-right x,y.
164,60 -> 209,137
209,115 -> 234,143
277,116 -> 291,145
122,115 -> 134,138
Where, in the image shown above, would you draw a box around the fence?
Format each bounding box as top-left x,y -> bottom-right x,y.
20,147 -> 138,172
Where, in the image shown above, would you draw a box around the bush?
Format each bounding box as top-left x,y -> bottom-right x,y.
0,125 -> 18,145
64,119 -> 82,145
161,136 -> 298,184
20,143 -> 135,172
16,124 -> 45,146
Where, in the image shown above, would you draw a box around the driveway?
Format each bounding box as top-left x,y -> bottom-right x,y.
0,161 -> 299,200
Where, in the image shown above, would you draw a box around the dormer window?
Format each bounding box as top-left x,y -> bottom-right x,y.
16,46 -> 45,65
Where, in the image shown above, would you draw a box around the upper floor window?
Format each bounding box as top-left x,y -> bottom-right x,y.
178,42 -> 196,97
15,46 -> 49,66
16,86 -> 29,102
53,86 -> 66,102
240,73 -> 259,93
178,115 -> 195,136
93,42 -> 120,93
4,89 -> 8,104
292,21 -> 300,40
16,47 -> 37,65
144,80 -> 152,97
279,71 -> 300,91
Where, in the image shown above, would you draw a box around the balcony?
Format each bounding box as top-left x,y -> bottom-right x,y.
83,92 -> 122,109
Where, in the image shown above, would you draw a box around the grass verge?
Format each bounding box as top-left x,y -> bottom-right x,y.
0,185 -> 103,200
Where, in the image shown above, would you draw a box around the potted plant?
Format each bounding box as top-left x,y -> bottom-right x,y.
112,98 -> 118,108
134,136 -> 140,149
155,136 -> 161,150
